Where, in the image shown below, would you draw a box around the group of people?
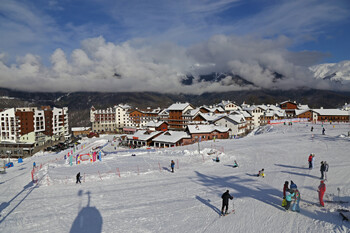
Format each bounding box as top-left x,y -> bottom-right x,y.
282,181 -> 300,212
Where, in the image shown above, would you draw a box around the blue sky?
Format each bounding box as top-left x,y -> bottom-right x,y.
0,0 -> 349,93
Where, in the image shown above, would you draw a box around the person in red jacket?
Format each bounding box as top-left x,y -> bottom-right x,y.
318,180 -> 326,207
308,154 -> 313,169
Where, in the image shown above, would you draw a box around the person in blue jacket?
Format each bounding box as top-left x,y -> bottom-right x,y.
285,190 -> 295,211
171,160 -> 175,173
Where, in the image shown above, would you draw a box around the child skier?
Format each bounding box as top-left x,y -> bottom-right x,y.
291,189 -> 301,212
233,160 -> 239,168
285,190 -> 295,211
290,180 -> 297,191
257,169 -> 265,178
171,160 -> 175,173
318,180 -> 326,207
282,181 -> 289,207
221,190 -> 233,216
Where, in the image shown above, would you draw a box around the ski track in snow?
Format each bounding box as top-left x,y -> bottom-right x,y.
0,123 -> 350,232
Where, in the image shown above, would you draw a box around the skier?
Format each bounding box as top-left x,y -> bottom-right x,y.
290,180 -> 297,191
215,156 -> 220,162
308,154 -> 313,169
322,128 -> 325,135
320,161 -> 326,180
33,161 -> 36,169
171,160 -> 175,173
285,190 -> 295,211
282,181 -> 289,207
324,161 -> 329,180
221,190 -> 233,216
233,160 -> 239,168
76,172 -> 81,184
257,169 -> 265,178
291,189 -> 301,212
311,126 -> 313,132
318,180 -> 326,207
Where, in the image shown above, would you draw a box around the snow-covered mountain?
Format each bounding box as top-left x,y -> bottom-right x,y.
310,60 -> 350,82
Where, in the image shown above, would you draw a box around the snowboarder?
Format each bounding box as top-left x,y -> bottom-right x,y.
324,161 -> 329,180
257,169 -> 265,178
308,154 -> 313,169
171,160 -> 175,173
320,161 -> 326,180
233,160 -> 239,168
76,172 -> 81,184
322,128 -> 325,135
282,181 -> 289,207
221,190 -> 233,216
291,189 -> 301,212
311,126 -> 313,132
318,180 -> 326,207
285,190 -> 295,211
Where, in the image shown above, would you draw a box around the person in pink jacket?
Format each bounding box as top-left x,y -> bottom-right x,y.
318,180 -> 326,207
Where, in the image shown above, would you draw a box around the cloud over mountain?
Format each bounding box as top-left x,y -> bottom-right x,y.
0,35 -> 347,94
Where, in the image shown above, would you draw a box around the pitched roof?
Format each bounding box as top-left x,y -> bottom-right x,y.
152,131 -> 191,143
127,130 -> 163,141
168,103 -> 192,111
145,121 -> 167,128
312,109 -> 349,116
187,124 -> 230,134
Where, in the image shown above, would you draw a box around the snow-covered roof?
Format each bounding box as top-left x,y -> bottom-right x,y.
214,115 -> 245,124
71,127 -> 91,131
127,130 -> 163,141
187,124 -> 230,134
152,131 -> 191,143
264,110 -> 285,117
295,109 -> 310,116
158,109 -> 169,116
199,113 -> 225,122
168,103 -> 192,111
145,121 -> 166,128
183,108 -> 200,117
312,109 -> 349,116
298,104 -> 310,110
231,110 -> 252,118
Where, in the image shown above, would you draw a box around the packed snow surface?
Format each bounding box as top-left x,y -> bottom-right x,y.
1,123 -> 350,233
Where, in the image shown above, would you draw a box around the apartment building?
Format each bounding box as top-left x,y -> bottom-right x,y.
0,106 -> 69,157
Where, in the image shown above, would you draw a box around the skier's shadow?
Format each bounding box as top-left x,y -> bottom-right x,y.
162,167 -> 171,172
70,190 -> 103,233
195,195 -> 221,215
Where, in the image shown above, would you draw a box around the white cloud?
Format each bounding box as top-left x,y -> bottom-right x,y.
0,35 -> 347,93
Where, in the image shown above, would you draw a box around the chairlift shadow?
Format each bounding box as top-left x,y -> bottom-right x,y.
70,190 -> 103,233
